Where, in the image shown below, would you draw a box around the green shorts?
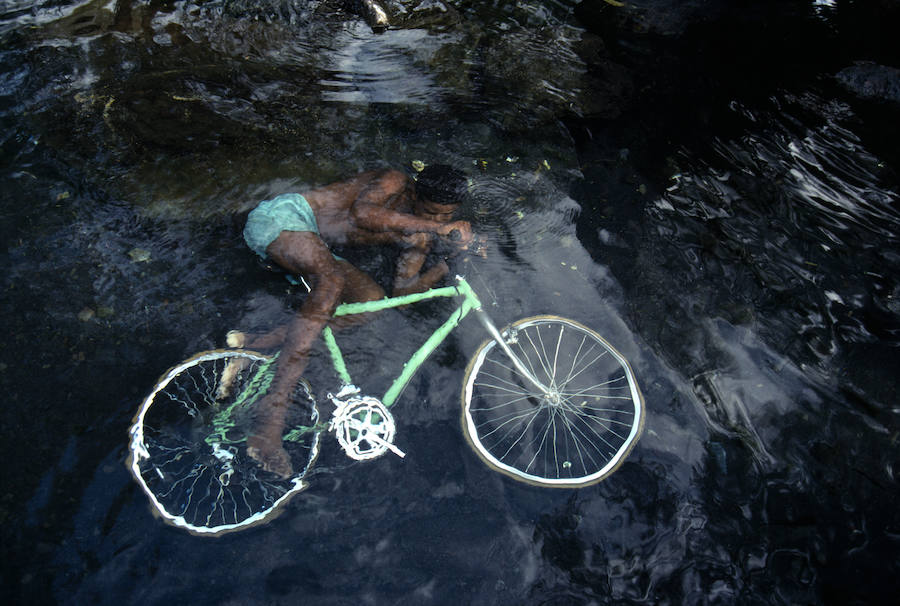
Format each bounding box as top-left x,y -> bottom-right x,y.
243,193 -> 320,259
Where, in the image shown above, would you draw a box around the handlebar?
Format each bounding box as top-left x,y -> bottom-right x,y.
440,228 -> 487,259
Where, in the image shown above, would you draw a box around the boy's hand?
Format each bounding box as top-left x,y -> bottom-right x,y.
437,221 -> 473,248
469,234 -> 489,258
400,231 -> 433,249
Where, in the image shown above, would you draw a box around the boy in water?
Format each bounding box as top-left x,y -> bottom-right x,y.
232,166 -> 474,477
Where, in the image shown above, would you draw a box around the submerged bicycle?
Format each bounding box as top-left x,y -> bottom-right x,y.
127,275 -> 645,535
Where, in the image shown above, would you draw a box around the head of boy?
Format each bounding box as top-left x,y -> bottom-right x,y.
414,165 -> 468,220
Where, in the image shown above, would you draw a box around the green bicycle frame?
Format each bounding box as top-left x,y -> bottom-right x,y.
321,276 -> 484,407
215,275 -> 550,444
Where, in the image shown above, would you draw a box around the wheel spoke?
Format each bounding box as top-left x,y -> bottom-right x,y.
476,367 -> 537,394
559,404 -> 625,458
468,393 -> 536,412
561,333 -> 588,387
476,406 -> 541,441
561,344 -> 611,388
523,325 -> 555,385
497,405 -> 546,462
550,324 -> 564,389
523,408 -> 556,474
514,335 -> 543,384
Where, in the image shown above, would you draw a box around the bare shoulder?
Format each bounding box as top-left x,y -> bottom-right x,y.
374,169 -> 410,194
304,173 -> 370,211
304,169 -> 412,218
351,169 -> 410,203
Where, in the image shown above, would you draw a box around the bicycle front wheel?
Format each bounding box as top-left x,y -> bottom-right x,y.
461,316 -> 644,487
127,350 -> 321,535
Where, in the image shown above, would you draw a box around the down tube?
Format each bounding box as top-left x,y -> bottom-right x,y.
381,298 -> 478,407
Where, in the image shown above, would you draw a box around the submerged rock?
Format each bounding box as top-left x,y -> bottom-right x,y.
836,62 -> 900,105
354,0 -> 391,32
383,0 -> 461,31
348,0 -> 389,31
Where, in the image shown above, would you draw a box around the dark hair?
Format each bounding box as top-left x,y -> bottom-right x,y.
415,164 -> 468,206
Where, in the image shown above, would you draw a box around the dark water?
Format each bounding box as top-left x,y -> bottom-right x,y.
2,0 -> 899,603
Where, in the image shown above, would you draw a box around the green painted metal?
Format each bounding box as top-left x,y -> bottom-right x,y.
381,297 -> 478,407
321,277 -> 485,408
200,279 -> 485,446
451,275 -> 481,308
322,326 -> 352,385
206,354 -> 279,445
333,285 -> 460,317
198,279 -> 489,444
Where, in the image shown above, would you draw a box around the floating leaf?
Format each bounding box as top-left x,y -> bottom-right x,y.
128,248 -> 151,263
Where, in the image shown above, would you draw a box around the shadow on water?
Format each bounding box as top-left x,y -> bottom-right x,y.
2,0 -> 899,604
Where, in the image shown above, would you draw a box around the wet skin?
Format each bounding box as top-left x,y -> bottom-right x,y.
241,169 -> 473,477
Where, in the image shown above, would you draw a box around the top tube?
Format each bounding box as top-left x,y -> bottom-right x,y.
333,276 -> 481,317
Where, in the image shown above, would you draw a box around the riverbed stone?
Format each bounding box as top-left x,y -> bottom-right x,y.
836,62 -> 900,105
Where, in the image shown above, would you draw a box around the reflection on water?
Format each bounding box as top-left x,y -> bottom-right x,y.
319,24 -> 444,104
652,92 -> 899,365
2,0 -> 899,603
590,85 -> 899,601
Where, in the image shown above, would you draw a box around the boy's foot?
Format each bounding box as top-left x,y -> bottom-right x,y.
226,330 -> 246,348
216,331 -> 249,400
247,434 -> 293,479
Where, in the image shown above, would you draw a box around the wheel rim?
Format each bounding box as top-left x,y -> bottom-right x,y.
462,317 -> 644,487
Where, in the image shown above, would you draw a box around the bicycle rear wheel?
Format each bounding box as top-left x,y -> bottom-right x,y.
461,316 -> 644,487
127,350 -> 321,535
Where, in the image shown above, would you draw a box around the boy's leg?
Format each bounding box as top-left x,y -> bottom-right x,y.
233,258 -> 385,351
246,231 -> 347,477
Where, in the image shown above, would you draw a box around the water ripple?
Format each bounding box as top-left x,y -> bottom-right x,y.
318,23 -> 445,104
654,92 -> 899,360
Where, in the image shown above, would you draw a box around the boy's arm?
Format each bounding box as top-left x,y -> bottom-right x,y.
349,174 -> 473,241
352,201 -> 443,234
392,234 -> 450,296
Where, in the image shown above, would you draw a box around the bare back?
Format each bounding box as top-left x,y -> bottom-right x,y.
303,170 -> 414,246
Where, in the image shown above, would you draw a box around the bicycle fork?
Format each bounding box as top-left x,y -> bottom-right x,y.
451,275 -> 553,398
472,308 -> 554,398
